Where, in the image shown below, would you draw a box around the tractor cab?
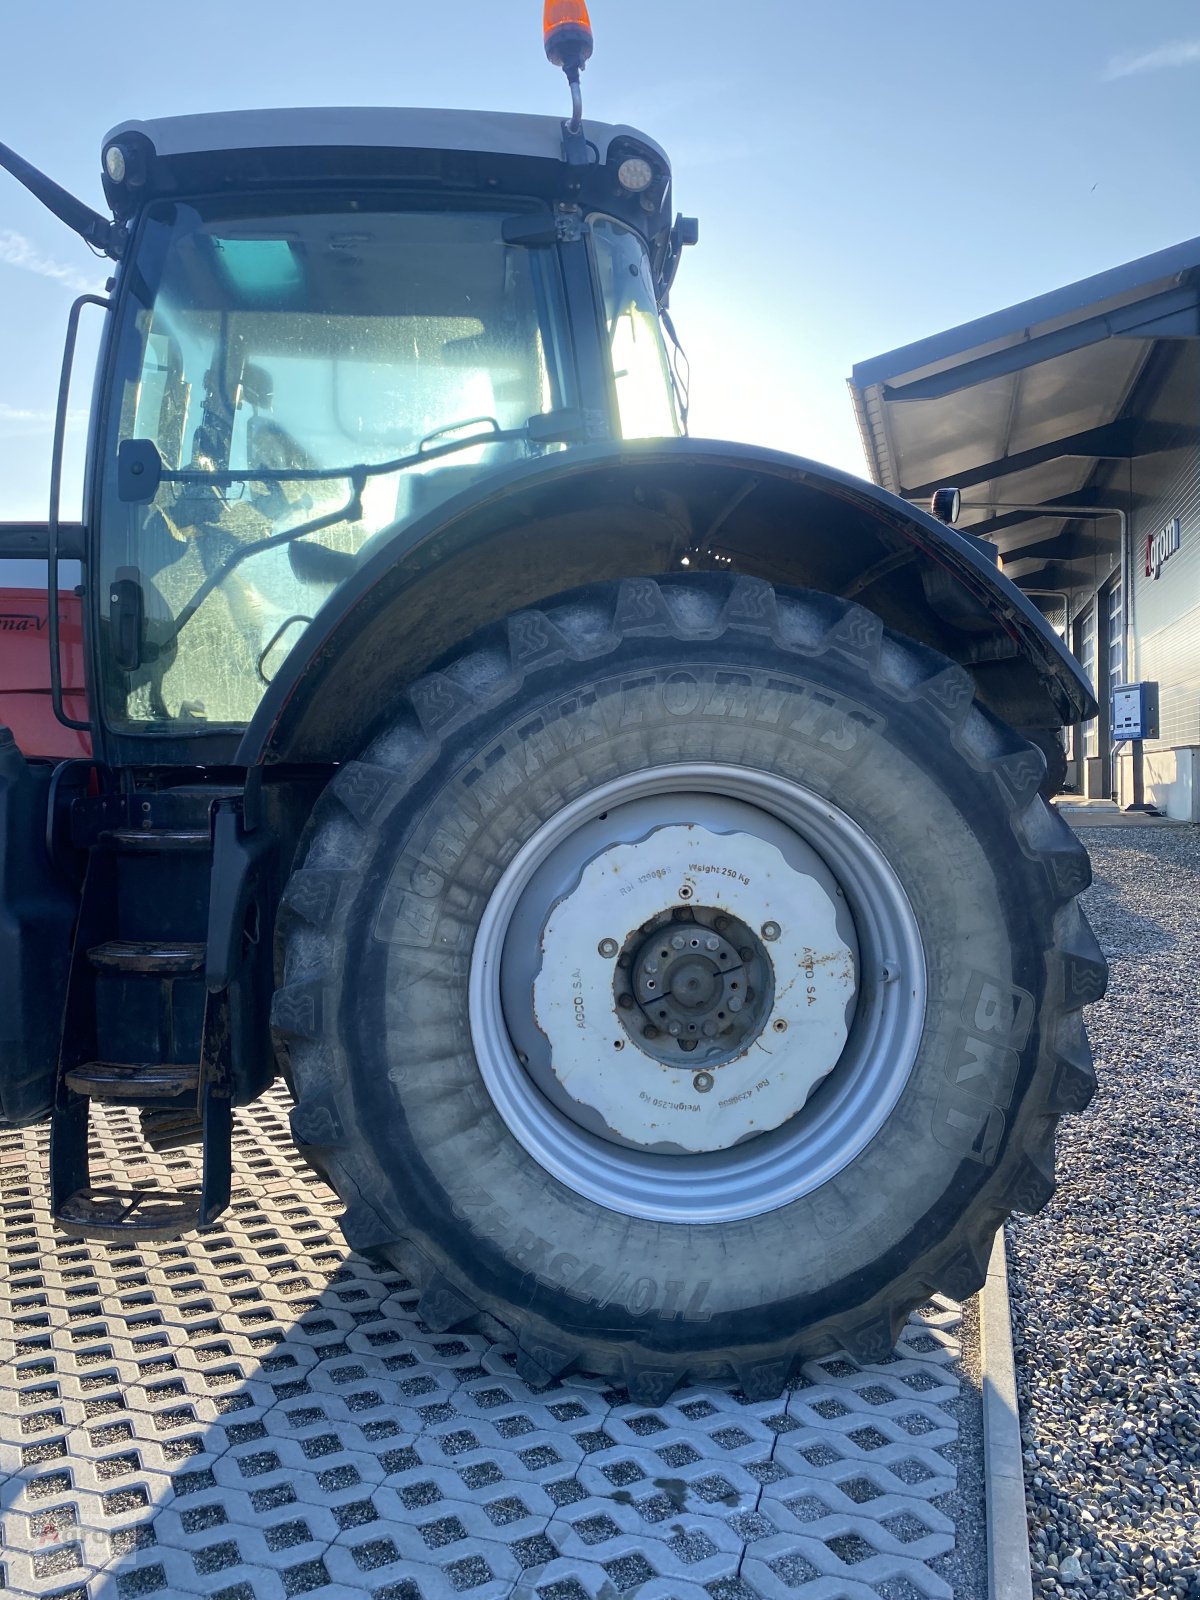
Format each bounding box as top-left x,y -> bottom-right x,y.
93,108 -> 690,740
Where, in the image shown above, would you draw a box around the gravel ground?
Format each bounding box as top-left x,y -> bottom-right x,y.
1007,825 -> 1200,1599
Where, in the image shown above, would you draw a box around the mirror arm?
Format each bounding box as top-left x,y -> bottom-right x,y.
162,471 -> 368,648
0,141 -> 125,260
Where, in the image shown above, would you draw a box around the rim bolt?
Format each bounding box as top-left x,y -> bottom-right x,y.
713,915 -> 729,931
670,934 -> 686,951
618,993 -> 635,1009
598,937 -> 618,958
761,920 -> 781,941
728,995 -> 744,1013
643,1025 -> 659,1040
668,1022 -> 682,1036
704,935 -> 720,951
739,947 -> 753,961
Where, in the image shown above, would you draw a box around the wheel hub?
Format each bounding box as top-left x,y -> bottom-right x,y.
617,908 -> 772,1066
530,820 -> 857,1154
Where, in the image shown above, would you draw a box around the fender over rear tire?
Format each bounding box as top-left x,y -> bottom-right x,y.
274,576 -> 1105,1399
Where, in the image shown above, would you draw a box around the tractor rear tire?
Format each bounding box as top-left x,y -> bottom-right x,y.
274,576 -> 1104,1400
1026,727 -> 1069,800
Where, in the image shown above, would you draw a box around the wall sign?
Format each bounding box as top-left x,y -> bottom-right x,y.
1145,516 -> 1181,579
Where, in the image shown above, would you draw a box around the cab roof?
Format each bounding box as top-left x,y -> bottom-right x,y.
103,107 -> 669,173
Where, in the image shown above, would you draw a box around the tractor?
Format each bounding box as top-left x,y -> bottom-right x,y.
0,3 -> 1104,1400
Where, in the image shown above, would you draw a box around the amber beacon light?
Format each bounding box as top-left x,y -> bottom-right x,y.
544,0 -> 594,129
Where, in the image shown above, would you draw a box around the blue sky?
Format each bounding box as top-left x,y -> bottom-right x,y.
2,0 -> 1200,519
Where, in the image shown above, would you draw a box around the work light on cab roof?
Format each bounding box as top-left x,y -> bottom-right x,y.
544,0 -> 594,129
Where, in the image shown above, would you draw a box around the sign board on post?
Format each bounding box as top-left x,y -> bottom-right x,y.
1112,681 -> 1161,814
1111,682 -> 1160,742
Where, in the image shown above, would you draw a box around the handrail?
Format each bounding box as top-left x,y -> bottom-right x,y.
48,292 -> 108,733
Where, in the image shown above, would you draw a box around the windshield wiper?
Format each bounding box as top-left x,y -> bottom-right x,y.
131,412 -> 583,649
118,412 -> 581,502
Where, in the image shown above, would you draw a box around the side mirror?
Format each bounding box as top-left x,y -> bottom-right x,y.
117,438 -> 163,503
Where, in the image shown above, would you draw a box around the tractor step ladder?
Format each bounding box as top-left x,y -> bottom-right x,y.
50,814 -> 234,1242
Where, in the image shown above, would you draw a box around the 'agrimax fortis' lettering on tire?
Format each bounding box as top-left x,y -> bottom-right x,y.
278,576 -> 1105,1395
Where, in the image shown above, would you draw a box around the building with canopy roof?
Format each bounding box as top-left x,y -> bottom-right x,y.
850,238 -> 1200,820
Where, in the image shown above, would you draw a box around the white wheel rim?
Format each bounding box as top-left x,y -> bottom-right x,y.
468,764 -> 926,1223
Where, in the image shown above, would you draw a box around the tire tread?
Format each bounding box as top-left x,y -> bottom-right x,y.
279,574 -> 1105,1394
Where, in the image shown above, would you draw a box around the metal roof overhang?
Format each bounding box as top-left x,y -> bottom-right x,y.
848,236 -> 1200,603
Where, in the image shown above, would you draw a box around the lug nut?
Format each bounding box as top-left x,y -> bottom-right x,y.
728,995 -> 743,1013
704,936 -> 720,951
761,921 -> 781,941
668,1022 -> 682,1036
598,937 -> 619,958
670,934 -> 686,950
643,957 -> 658,974
702,1021 -> 718,1037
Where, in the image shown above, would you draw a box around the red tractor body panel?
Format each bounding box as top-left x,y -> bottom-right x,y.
0,589 -> 91,758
